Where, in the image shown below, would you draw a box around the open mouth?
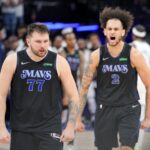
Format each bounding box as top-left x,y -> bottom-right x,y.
39,49 -> 45,52
110,37 -> 116,40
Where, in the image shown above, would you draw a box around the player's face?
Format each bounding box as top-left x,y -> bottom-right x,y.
54,36 -> 63,48
26,32 -> 50,57
90,35 -> 100,47
65,33 -> 76,48
104,19 -> 125,46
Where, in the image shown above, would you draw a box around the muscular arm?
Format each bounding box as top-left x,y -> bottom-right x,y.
0,54 -> 16,129
57,55 -> 79,126
131,47 -> 150,120
79,49 -> 100,116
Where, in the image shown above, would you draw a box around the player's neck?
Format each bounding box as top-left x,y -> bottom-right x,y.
107,41 -> 124,57
26,48 -> 48,62
67,46 -> 75,54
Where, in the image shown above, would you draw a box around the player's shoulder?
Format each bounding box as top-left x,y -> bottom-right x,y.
1,52 -> 17,73
58,48 -> 66,57
88,48 -> 100,67
130,46 -> 145,68
90,48 -> 100,59
130,46 -> 143,59
56,54 -> 69,67
56,54 -> 71,77
5,52 -> 17,64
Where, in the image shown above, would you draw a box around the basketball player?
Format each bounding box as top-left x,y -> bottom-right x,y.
60,32 -> 84,83
60,32 -> 84,124
60,31 -> 84,150
76,7 -> 150,150
0,23 -> 79,150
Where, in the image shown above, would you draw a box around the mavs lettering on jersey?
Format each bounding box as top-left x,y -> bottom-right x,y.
67,57 -> 80,71
20,70 -> 52,80
102,64 -> 128,73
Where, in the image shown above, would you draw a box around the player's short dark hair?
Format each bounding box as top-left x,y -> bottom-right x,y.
64,32 -> 75,40
27,23 -> 49,37
99,7 -> 134,34
88,33 -> 99,39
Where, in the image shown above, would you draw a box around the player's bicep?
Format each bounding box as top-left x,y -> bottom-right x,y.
131,48 -> 150,88
137,61 -> 150,88
0,54 -> 16,97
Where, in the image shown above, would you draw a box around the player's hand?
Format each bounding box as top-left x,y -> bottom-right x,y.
75,117 -> 85,132
0,127 -> 11,144
60,122 -> 75,142
140,118 -> 150,129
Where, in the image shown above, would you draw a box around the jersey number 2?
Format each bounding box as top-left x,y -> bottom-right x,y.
111,74 -> 120,85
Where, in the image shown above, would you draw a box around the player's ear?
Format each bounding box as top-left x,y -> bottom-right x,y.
26,36 -> 30,47
122,29 -> 125,37
104,28 -> 107,36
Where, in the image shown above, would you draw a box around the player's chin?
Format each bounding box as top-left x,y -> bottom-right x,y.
108,42 -> 117,46
38,51 -> 47,57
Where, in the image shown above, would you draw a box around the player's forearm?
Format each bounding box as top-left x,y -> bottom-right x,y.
145,87 -> 150,119
78,55 -> 95,118
79,65 -> 84,82
0,95 -> 6,129
67,97 -> 80,127
79,74 -> 92,116
79,89 -> 88,117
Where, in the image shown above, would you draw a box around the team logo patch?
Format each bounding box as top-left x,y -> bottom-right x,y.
119,57 -> 128,61
43,63 -> 53,67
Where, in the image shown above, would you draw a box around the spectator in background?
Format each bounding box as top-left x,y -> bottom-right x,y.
78,38 -> 89,70
60,32 -> 84,83
131,24 -> 150,150
132,25 -> 150,64
78,38 -> 87,51
1,0 -> 18,36
52,35 -> 63,53
16,24 -> 27,51
17,24 -> 26,39
6,35 -> 19,55
88,33 -> 101,51
15,0 -> 24,26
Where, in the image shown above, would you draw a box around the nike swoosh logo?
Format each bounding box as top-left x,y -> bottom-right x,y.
21,62 -> 30,65
132,104 -> 139,108
102,57 -> 110,61
50,133 -> 60,141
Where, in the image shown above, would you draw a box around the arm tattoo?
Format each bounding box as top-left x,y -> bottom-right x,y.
68,100 -> 80,125
79,93 -> 87,116
79,59 -> 95,115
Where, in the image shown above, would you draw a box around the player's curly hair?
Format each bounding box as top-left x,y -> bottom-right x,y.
99,7 -> 134,34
